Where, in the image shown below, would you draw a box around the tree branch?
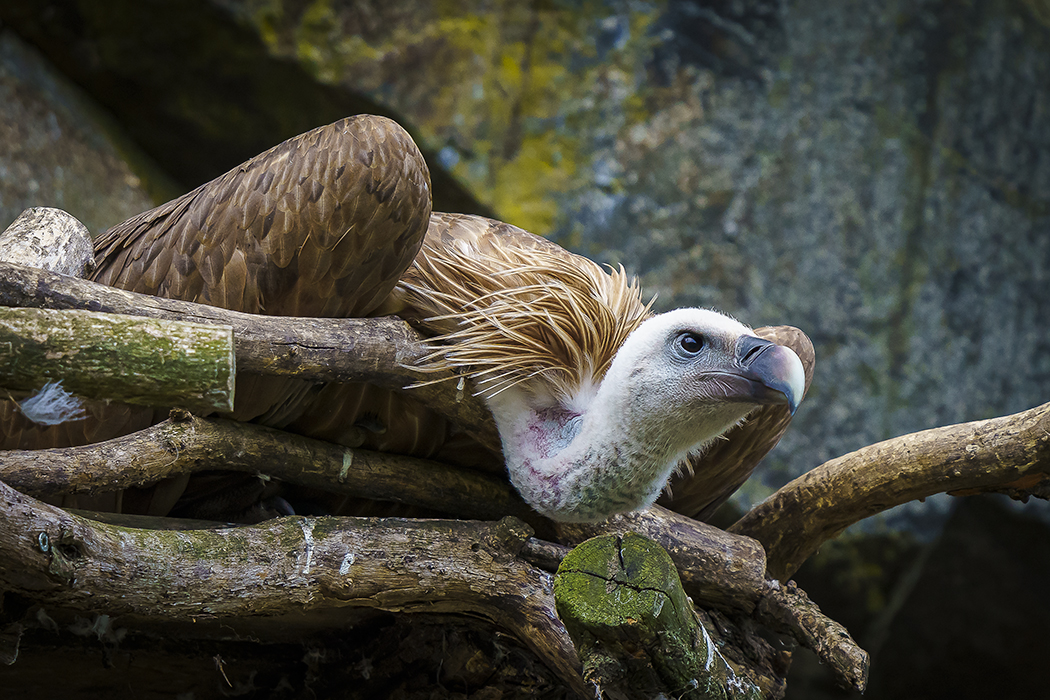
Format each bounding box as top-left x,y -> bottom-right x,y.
557,506 -> 868,693
0,307 -> 234,413
730,400 -> 1050,581
0,260 -> 500,453
0,409 -> 528,523
0,480 -> 590,697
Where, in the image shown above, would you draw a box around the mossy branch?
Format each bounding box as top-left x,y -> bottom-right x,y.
0,480 -> 588,696
0,307 -> 235,414
0,260 -> 500,453
555,533 -> 766,700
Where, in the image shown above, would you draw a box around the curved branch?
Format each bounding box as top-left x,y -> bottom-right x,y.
0,409 -> 528,523
0,480 -> 588,697
731,401 -> 1050,581
0,260 -> 500,453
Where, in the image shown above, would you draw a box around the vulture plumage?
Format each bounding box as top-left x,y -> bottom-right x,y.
0,115 -> 814,524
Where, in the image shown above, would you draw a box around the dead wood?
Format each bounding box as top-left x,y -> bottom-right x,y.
0,307 -> 235,413
0,260 -> 500,453
0,409 -> 527,522
731,400 -> 1050,581
0,207 -> 94,277
0,479 -> 589,697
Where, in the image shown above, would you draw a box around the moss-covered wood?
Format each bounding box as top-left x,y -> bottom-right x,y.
0,306 -> 235,414
0,479 -> 588,696
555,533 -> 763,700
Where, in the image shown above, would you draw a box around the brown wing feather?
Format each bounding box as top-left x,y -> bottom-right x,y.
658,325 -> 816,521
93,114 -> 431,318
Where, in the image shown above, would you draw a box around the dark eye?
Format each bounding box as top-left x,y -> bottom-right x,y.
677,332 -> 704,355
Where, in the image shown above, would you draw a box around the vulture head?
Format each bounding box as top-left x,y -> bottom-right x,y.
399,214 -> 806,523
484,307 -> 804,522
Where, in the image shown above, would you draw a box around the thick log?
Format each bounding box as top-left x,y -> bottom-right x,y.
0,207 -> 94,277
0,409 -> 527,522
557,506 -> 768,613
0,480 -> 590,697
0,260 -> 500,453
558,507 -> 868,693
555,533 -> 765,700
0,306 -> 235,414
731,400 -> 1050,581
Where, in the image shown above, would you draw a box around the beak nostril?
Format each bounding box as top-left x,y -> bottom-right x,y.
738,336 -> 773,365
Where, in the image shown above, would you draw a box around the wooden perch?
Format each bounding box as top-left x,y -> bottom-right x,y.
0,307 -> 234,414
0,260 -> 500,453
0,409 -> 525,522
557,507 -> 868,693
555,532 -> 764,700
0,207 -> 94,277
0,479 -> 590,697
731,400 -> 1050,581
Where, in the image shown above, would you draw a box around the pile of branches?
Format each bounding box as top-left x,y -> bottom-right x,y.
0,208 -> 1048,699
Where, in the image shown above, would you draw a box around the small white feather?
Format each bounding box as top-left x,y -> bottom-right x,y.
18,381 -> 87,425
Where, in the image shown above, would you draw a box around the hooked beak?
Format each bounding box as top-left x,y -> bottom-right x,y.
725,335 -> 806,414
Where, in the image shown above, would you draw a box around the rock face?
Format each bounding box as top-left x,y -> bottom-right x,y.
0,32 -> 157,235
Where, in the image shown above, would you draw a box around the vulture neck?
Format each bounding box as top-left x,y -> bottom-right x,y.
485,362 -> 741,523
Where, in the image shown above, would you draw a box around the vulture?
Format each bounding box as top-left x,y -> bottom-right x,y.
0,115 -> 813,524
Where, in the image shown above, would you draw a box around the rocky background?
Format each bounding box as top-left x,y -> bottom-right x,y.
1,1 -> 1048,698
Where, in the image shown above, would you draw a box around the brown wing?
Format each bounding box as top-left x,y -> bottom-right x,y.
658,325 -> 816,521
1,116 -> 438,515
94,114 -> 431,318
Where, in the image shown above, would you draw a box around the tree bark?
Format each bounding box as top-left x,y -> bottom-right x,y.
0,259 -> 501,453
0,479 -> 590,697
0,307 -> 235,414
730,400 -> 1050,581
0,409 -> 525,522
555,532 -> 765,700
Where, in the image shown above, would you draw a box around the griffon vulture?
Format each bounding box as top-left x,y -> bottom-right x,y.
0,115 -> 813,524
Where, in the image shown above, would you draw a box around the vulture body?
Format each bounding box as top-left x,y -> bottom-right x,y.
0,115 -> 813,523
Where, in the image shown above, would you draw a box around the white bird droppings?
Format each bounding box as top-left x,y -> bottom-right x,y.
300,520 -> 315,575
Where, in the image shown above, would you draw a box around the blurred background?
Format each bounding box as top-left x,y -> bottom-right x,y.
1,1 -> 1048,698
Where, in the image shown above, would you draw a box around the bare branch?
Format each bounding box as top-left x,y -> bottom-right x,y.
0,480 -> 589,697
0,409 -> 528,523
0,260 -> 500,453
755,582 -> 869,693
731,401 -> 1050,581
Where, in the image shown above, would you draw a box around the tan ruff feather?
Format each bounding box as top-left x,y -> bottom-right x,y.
401,235 -> 653,402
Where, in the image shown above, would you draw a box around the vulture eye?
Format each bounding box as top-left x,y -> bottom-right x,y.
676,332 -> 705,356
